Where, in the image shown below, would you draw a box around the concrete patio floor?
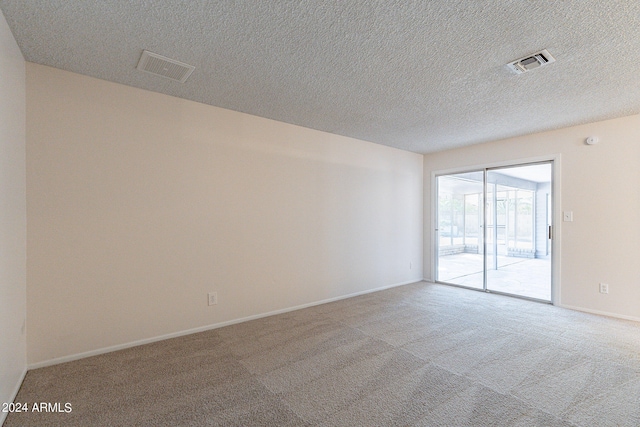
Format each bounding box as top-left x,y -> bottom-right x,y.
437,253 -> 551,301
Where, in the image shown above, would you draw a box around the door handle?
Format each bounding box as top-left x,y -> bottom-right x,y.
548,225 -> 552,239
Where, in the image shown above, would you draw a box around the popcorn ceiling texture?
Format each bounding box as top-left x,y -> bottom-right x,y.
1,0 -> 639,153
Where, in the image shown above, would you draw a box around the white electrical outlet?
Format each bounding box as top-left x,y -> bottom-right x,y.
208,292 -> 218,306
599,283 -> 609,294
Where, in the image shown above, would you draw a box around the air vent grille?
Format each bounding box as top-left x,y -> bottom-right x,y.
507,49 -> 555,74
136,50 -> 195,83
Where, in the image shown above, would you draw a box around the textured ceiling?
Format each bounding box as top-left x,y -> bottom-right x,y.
1,1 -> 640,154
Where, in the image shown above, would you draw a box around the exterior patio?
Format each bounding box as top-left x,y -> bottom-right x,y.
437,252 -> 551,301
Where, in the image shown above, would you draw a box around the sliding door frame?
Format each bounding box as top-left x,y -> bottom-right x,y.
431,154 -> 561,305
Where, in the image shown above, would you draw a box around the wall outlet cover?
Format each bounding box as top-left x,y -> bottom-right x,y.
208,292 -> 218,305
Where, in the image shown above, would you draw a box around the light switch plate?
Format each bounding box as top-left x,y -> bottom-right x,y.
563,211 -> 573,222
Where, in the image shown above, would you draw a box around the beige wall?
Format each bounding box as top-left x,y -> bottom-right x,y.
23,56 -> 639,368
26,63 -> 424,365
0,9 -> 27,419
423,114 -> 640,320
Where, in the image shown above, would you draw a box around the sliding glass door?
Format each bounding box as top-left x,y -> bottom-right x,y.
436,162 -> 552,301
436,171 -> 484,289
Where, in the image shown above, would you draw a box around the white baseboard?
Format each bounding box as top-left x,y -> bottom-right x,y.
558,303 -> 640,323
0,366 -> 27,426
424,280 -> 640,323
29,278 -> 424,370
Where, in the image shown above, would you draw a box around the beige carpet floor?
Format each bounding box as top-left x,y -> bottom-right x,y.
6,282 -> 640,426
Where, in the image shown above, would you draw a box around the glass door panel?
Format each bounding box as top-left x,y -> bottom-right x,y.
486,164 -> 552,301
436,171 -> 484,289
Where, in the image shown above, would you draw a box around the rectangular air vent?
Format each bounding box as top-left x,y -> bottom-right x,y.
136,50 -> 195,83
507,49 -> 555,74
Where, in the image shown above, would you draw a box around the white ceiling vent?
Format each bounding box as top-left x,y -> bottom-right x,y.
507,49 -> 555,74
136,50 -> 195,83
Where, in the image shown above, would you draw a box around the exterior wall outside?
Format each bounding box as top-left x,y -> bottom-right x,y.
535,182 -> 551,258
